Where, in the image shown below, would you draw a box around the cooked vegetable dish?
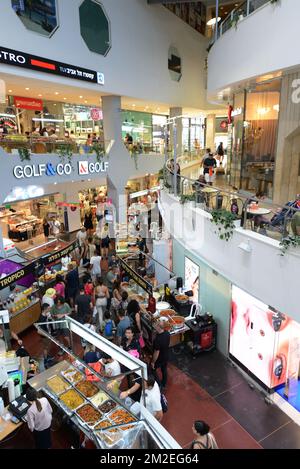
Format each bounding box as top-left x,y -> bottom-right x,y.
75,380 -> 99,397
60,389 -> 84,410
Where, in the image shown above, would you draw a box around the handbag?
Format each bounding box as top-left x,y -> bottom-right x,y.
139,335 -> 145,349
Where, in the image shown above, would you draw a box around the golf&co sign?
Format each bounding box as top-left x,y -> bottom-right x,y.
13,161 -> 108,180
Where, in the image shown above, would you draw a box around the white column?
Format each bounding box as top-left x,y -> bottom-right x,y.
206,114 -> 216,151
169,107 -> 183,155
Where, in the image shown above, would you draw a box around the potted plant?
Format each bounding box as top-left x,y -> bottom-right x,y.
211,209 -> 237,241
57,144 -> 73,165
180,194 -> 196,205
279,235 -> 300,256
18,147 -> 31,161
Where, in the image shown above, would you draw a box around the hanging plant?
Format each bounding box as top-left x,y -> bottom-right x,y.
180,194 -> 195,205
18,147 -> 31,161
279,235 -> 300,256
90,143 -> 105,163
211,209 -> 237,241
57,144 -> 73,165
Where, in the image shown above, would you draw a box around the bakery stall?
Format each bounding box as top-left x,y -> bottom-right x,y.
30,317 -> 180,450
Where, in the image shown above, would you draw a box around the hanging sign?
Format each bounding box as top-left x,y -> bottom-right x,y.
42,240 -> 79,266
118,257 -> 153,295
90,108 -> 103,121
0,262 -> 37,290
0,46 -> 105,85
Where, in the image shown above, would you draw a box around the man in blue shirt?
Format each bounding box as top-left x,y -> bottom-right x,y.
116,310 -> 131,345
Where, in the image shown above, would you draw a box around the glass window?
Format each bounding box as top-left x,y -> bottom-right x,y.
79,0 -> 111,56
122,110 -> 152,147
168,46 -> 182,82
11,0 -> 59,37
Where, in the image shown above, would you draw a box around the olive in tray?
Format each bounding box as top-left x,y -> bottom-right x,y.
99,399 -> 117,414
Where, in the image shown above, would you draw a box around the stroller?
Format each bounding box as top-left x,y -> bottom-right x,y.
265,200 -> 300,234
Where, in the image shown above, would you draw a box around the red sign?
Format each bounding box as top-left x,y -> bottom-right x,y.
220,120 -> 228,130
90,108 -> 103,121
228,105 -> 233,125
14,96 -> 43,111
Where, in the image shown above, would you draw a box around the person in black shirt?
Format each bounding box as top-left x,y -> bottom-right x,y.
65,264 -> 80,308
127,299 -> 142,335
120,373 -> 142,402
75,286 -> 93,323
121,327 -> 141,355
151,321 -> 170,389
202,153 -> 217,186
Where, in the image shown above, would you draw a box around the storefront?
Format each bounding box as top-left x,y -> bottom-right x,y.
229,79 -> 281,198
230,285 -> 300,416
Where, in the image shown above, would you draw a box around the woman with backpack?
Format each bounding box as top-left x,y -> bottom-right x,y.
191,420 -> 218,450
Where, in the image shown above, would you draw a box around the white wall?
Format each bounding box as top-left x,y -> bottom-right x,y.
0,0 -> 209,109
207,0 -> 300,95
160,190 -> 300,321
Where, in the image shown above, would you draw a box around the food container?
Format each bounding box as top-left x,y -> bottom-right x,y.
59,389 -> 85,411
61,367 -> 84,385
89,390 -> 110,408
108,407 -> 137,431
156,301 -> 170,312
75,380 -> 99,398
75,403 -> 102,426
159,309 -> 176,318
175,294 -> 189,304
98,399 -> 117,414
170,315 -> 186,329
46,375 -> 70,395
94,419 -> 122,447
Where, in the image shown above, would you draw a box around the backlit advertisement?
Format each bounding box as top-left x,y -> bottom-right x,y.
230,285 -> 300,390
184,257 -> 199,302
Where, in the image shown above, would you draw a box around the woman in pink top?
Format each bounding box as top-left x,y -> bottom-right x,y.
54,274 -> 65,298
26,388 -> 53,449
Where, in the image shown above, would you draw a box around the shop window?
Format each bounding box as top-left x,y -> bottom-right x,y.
11,0 -> 59,37
79,0 -> 111,56
168,46 -> 182,82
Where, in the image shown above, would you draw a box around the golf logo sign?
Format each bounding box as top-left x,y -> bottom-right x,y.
13,160 -> 108,180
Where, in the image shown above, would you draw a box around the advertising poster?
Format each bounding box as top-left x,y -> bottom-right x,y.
230,285 -> 300,391
184,257 -> 199,302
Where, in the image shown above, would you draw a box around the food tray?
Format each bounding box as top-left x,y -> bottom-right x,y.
175,294 -> 189,304
46,375 -> 71,395
98,399 -> 117,414
59,389 -> 85,411
108,407 -> 137,431
89,390 -> 110,408
75,403 -> 103,427
94,419 -> 122,448
75,380 -> 99,398
170,315 -> 186,329
61,367 -> 84,385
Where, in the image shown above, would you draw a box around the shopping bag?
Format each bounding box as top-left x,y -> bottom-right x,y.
139,335 -> 145,349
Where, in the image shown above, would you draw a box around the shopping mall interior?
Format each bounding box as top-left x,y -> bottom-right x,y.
0,0 -> 299,455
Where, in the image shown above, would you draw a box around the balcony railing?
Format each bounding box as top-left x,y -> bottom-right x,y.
217,0 -> 271,39
163,161 -> 300,245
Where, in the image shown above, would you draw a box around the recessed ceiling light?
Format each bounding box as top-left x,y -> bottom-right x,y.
132,104 -> 136,107
63,97 -> 67,100
38,94 -> 42,97
53,103 -> 57,106
8,89 -> 12,93
25,87 -> 30,90
55,92 -> 59,95
84,100 -> 87,103
79,96 -> 83,99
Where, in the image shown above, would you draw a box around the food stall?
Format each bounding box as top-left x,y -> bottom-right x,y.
118,255 -> 191,348
30,317 -> 181,450
0,257 -> 41,335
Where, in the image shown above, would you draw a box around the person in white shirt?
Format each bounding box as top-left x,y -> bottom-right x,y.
141,375 -> 163,421
101,353 -> 121,394
26,388 -> 53,449
76,227 -> 87,257
90,249 -> 101,282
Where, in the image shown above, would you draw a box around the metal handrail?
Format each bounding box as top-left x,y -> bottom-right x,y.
163,160 -> 300,242
216,0 -> 271,41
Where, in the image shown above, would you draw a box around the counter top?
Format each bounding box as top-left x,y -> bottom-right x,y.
0,407 -> 23,442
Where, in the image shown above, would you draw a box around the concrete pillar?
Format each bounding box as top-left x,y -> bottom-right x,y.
102,96 -> 132,223
206,114 -> 216,151
169,107 -> 183,156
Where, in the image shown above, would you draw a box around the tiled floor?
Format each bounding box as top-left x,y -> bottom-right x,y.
170,347 -> 300,449
5,328 -> 300,449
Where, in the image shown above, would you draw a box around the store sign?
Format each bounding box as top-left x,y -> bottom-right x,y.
118,257 -> 153,295
0,262 -> 36,290
0,46 -> 105,85
14,96 -> 43,111
78,161 -> 108,175
13,160 -> 108,180
42,240 -> 79,266
90,108 -> 103,121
